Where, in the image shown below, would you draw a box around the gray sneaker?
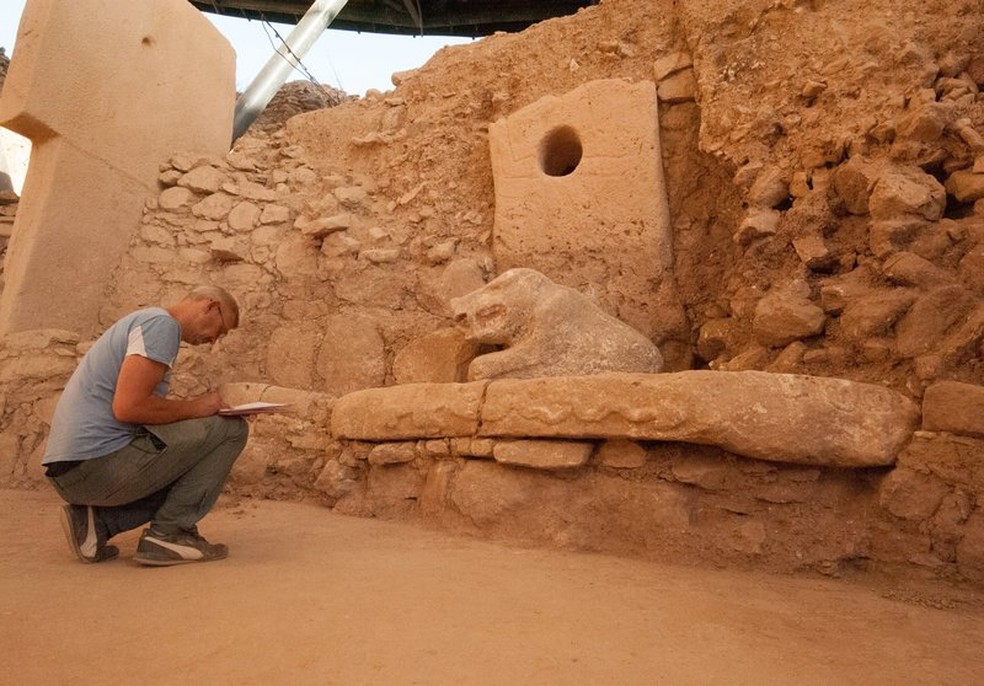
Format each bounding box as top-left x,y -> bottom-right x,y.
133,527 -> 229,566
59,504 -> 119,563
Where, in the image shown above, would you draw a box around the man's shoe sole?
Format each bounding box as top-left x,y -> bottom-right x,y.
134,532 -> 228,566
59,505 -> 118,563
133,554 -> 204,567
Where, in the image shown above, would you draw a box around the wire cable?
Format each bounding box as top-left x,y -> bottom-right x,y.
260,19 -> 322,85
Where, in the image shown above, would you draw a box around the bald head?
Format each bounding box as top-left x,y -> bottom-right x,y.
184,286 -> 240,330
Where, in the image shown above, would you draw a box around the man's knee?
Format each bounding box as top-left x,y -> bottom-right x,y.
225,416 -> 249,449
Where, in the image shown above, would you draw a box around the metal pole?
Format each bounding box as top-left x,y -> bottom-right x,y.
231,0 -> 350,143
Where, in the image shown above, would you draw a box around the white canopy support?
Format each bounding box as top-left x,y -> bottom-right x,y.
231,0 -> 350,142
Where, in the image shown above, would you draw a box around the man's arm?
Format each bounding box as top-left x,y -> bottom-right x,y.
112,355 -> 225,425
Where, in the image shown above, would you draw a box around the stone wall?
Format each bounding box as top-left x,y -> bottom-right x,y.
1,0 -> 984,584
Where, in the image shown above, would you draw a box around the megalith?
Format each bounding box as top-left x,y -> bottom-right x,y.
488,79 -> 686,351
0,0 -> 235,337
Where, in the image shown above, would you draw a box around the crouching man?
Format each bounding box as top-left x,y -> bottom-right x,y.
42,286 -> 249,566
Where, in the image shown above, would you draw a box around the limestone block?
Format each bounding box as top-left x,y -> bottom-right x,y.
669,452 -> 741,491
177,166 -> 226,194
360,248 -> 400,264
0,349 -> 76,383
878,467 -> 949,521
297,213 -> 352,238
747,167 -> 789,208
334,186 -> 367,208
479,371 -> 919,467
752,282 -> 826,347
228,201 -> 260,231
488,79 -> 677,340
882,252 -> 953,288
207,235 -> 245,262
367,463 -> 424,509
418,461 -> 456,516
653,52 -> 693,81
266,324 -> 320,390
958,245 -> 984,291
2,329 -> 80,349
260,204 -> 290,225
392,327 -> 480,384
450,268 -> 663,380
596,439 -> 647,469
236,180 -> 278,202
899,432 -> 984,493
832,157 -> 878,215
735,208 -> 779,245
897,104 -> 948,142
316,313 -> 386,396
313,460 -> 362,502
451,437 -> 495,458
332,381 -> 488,440
895,285 -> 977,357
159,186 -> 195,210
838,290 -> 916,342
657,70 -> 697,103
492,439 -> 593,470
923,381 -> 984,436
868,218 -> 926,258
274,234 -> 319,277
192,193 -> 235,221
449,460 -> 538,525
415,258 -> 487,318
791,235 -> 835,271
368,442 -> 417,465
216,263 -> 266,295
869,168 -> 946,221
420,439 -> 451,458
944,170 -> 984,202
697,318 -> 739,362
0,0 -> 234,337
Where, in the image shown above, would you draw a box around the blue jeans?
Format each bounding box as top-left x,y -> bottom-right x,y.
47,416 -> 248,538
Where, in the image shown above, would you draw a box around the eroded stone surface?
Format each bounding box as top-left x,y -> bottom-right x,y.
451,268 -> 663,380
331,381 -> 488,440
922,380 -> 984,437
492,439 -> 594,470
488,78 -> 685,350
331,371 -> 919,468
480,372 -> 918,467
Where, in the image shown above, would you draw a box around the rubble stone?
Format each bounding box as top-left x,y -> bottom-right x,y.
492,439 -> 594,470
922,381 -> 984,436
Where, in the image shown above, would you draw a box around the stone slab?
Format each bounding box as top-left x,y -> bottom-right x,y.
488,79 -> 675,339
0,0 -> 235,337
479,371 -> 919,467
492,439 -> 594,470
331,381 -> 488,440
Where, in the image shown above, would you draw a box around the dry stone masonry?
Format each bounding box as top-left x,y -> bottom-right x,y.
2,0 -> 984,584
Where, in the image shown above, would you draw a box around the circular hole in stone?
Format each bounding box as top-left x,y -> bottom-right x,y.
539,125 -> 583,177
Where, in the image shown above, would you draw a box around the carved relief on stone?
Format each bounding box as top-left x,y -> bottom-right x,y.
449,268 -> 664,380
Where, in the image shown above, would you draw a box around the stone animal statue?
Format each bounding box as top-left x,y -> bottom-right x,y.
450,268 -> 664,380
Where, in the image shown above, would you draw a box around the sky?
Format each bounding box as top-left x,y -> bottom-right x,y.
0,0 -> 472,95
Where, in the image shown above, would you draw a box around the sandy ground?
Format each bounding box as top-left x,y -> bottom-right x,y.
3,489 -> 984,685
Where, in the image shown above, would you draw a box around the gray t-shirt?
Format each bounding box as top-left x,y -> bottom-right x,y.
42,307 -> 180,464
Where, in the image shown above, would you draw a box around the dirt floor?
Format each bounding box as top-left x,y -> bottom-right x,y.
2,489 -> 984,684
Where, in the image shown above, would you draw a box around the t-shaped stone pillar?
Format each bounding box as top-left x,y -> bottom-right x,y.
0,0 -> 235,338
488,79 -> 686,350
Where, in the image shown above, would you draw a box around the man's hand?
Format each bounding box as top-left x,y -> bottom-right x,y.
113,355 -> 226,425
190,391 -> 227,417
